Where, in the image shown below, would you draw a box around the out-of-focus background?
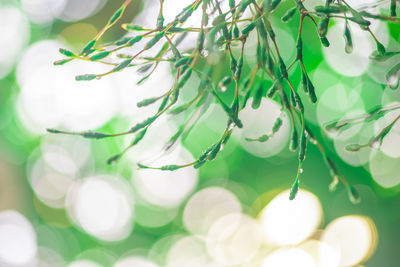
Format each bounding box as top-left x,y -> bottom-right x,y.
0,0 -> 400,266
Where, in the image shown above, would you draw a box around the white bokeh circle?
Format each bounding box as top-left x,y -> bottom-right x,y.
66,175 -> 134,241
259,190 -> 322,246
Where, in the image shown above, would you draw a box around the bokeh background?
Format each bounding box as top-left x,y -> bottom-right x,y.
0,0 -> 400,266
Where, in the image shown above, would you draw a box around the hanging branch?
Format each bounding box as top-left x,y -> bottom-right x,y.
50,0 -> 400,202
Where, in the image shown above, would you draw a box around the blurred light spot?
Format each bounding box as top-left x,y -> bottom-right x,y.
259,190 -> 322,246
303,0 -> 324,10
132,146 -> 198,208
379,112 -> 400,158
381,130 -> 400,158
135,0 -> 201,29
203,104 -> 230,135
134,204 -> 178,228
275,28 -> 296,62
321,215 -> 377,266
367,49 -> 400,87
40,135 -> 92,169
75,248 -> 117,267
382,86 -> 400,106
163,0 -> 201,26
299,240 -> 341,267
206,213 -> 262,265
163,0 -> 202,51
166,236 -> 211,267
369,150 -> 400,188
28,147 -> 79,208
323,19 -> 387,77
58,0 -> 106,22
345,0 -> 379,9
17,70 -> 65,134
183,187 -> 242,236
67,260 -> 103,267
66,175 -> 134,241
317,83 -> 364,140
238,98 -> 291,158
17,40 -> 62,87
43,149 -> 78,174
60,23 -> 99,46
185,103 -> 237,160
21,0 -> 66,24
150,234 -> 186,265
308,65 -> 339,97
125,117 -> 178,162
37,246 -> 65,267
133,0 -> 164,28
114,256 -> 159,267
0,210 -> 37,266
333,123 -> 374,167
262,248 -> 317,267
115,62 -> 174,118
17,40 -> 118,134
297,65 -> 338,125
0,6 -> 29,78
241,247 -> 273,267
224,181 -> 259,209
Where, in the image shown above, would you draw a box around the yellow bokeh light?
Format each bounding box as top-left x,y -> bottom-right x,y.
321,215 -> 378,266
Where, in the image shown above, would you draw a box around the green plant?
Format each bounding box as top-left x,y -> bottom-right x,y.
49,0 -> 400,202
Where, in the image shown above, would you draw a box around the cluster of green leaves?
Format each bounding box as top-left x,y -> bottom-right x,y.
50,0 -> 400,202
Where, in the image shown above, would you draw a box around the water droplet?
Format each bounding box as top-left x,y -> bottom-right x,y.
371,139 -> 380,149
387,73 -> 399,89
309,137 -> 317,145
345,44 -> 353,54
299,168 -> 304,174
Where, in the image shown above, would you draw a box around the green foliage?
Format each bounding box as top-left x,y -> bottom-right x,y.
51,0 -> 400,201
